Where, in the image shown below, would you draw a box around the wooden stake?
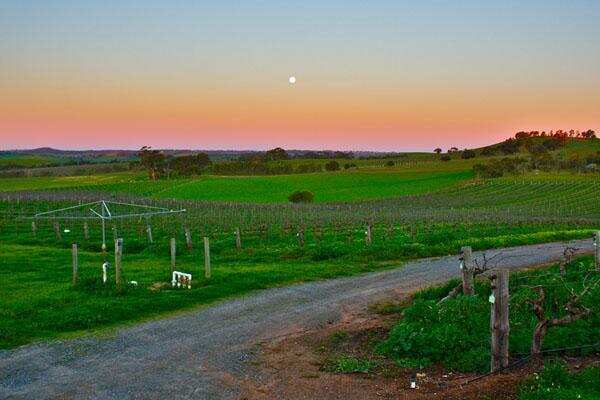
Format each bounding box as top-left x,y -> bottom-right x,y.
146,224 -> 153,244
72,243 -> 78,287
184,227 -> 193,250
490,270 -> 510,372
54,221 -> 62,240
31,221 -> 37,237
461,246 -> 474,296
365,224 -> 372,245
235,227 -> 242,250
203,236 -> 211,279
115,238 -> 123,290
595,231 -> 600,271
297,229 -> 305,248
170,238 -> 176,272
83,221 -> 89,240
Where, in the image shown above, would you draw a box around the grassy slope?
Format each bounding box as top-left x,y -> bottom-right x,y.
0,154 -> 65,169
113,170 -> 473,203
0,164 -> 475,203
0,173 -> 138,192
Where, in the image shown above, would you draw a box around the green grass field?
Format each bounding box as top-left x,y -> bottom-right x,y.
0,154 -> 65,169
0,160 -> 476,203
0,147 -> 599,349
104,169 -> 473,202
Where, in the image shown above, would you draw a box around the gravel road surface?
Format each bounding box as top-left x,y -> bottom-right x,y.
0,239 -> 594,400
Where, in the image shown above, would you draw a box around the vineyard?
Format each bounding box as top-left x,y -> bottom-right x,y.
1,173 -> 599,348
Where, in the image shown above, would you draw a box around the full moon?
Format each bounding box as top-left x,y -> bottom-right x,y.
288,76 -> 296,84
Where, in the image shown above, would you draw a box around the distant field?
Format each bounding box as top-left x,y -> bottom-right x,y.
0,173 -> 137,192
0,162 -> 475,203
101,170 -> 473,203
0,154 -> 64,169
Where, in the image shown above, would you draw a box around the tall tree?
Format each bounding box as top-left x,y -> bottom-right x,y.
139,146 -> 165,180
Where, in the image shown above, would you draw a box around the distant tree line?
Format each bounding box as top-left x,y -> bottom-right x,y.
139,146 -> 211,180
138,146 -> 361,178
514,129 -> 596,140
473,151 -> 600,178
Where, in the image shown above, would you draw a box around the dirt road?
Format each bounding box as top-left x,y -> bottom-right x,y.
0,239 -> 593,399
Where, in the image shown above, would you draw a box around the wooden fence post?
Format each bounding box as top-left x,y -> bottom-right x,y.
235,227 -> 242,250
72,243 -> 78,287
83,221 -> 89,240
112,226 -> 117,241
184,227 -> 193,250
170,238 -> 177,272
365,224 -> 372,245
146,224 -> 153,244
297,229 -> 305,248
31,221 -> 37,237
115,238 -> 123,290
461,246 -> 475,295
54,221 -> 62,240
490,270 -> 510,372
203,236 -> 211,279
595,231 -> 600,271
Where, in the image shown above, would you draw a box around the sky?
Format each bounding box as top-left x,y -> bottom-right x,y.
1,1 -> 599,151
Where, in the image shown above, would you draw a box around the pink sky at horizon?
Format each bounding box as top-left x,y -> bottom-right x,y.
1,1 -> 598,152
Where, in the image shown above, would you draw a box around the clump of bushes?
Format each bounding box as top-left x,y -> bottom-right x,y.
461,149 -> 476,159
312,244 -> 346,261
325,160 -> 340,171
288,190 -> 315,203
473,157 -> 528,178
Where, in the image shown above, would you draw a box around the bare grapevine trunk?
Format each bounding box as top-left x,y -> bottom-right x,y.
531,319 -> 548,356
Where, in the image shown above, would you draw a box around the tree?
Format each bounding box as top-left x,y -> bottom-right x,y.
325,160 -> 340,171
461,149 -> 476,159
481,146 -> 496,156
288,190 -> 314,203
582,129 -> 596,139
498,138 -> 520,155
434,148 -> 442,155
515,131 -> 530,140
264,147 -> 289,161
169,153 -> 212,177
448,147 -> 459,153
440,154 -> 451,162
139,146 -> 165,180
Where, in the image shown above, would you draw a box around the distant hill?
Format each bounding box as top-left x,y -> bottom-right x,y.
473,136 -> 599,158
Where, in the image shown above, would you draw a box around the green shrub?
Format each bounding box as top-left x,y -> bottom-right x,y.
461,149 -> 476,159
325,160 -> 340,171
377,296 -> 490,372
378,258 -> 600,373
287,190 -> 314,203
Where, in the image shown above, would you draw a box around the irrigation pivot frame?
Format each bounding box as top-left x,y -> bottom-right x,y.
32,200 -> 186,250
